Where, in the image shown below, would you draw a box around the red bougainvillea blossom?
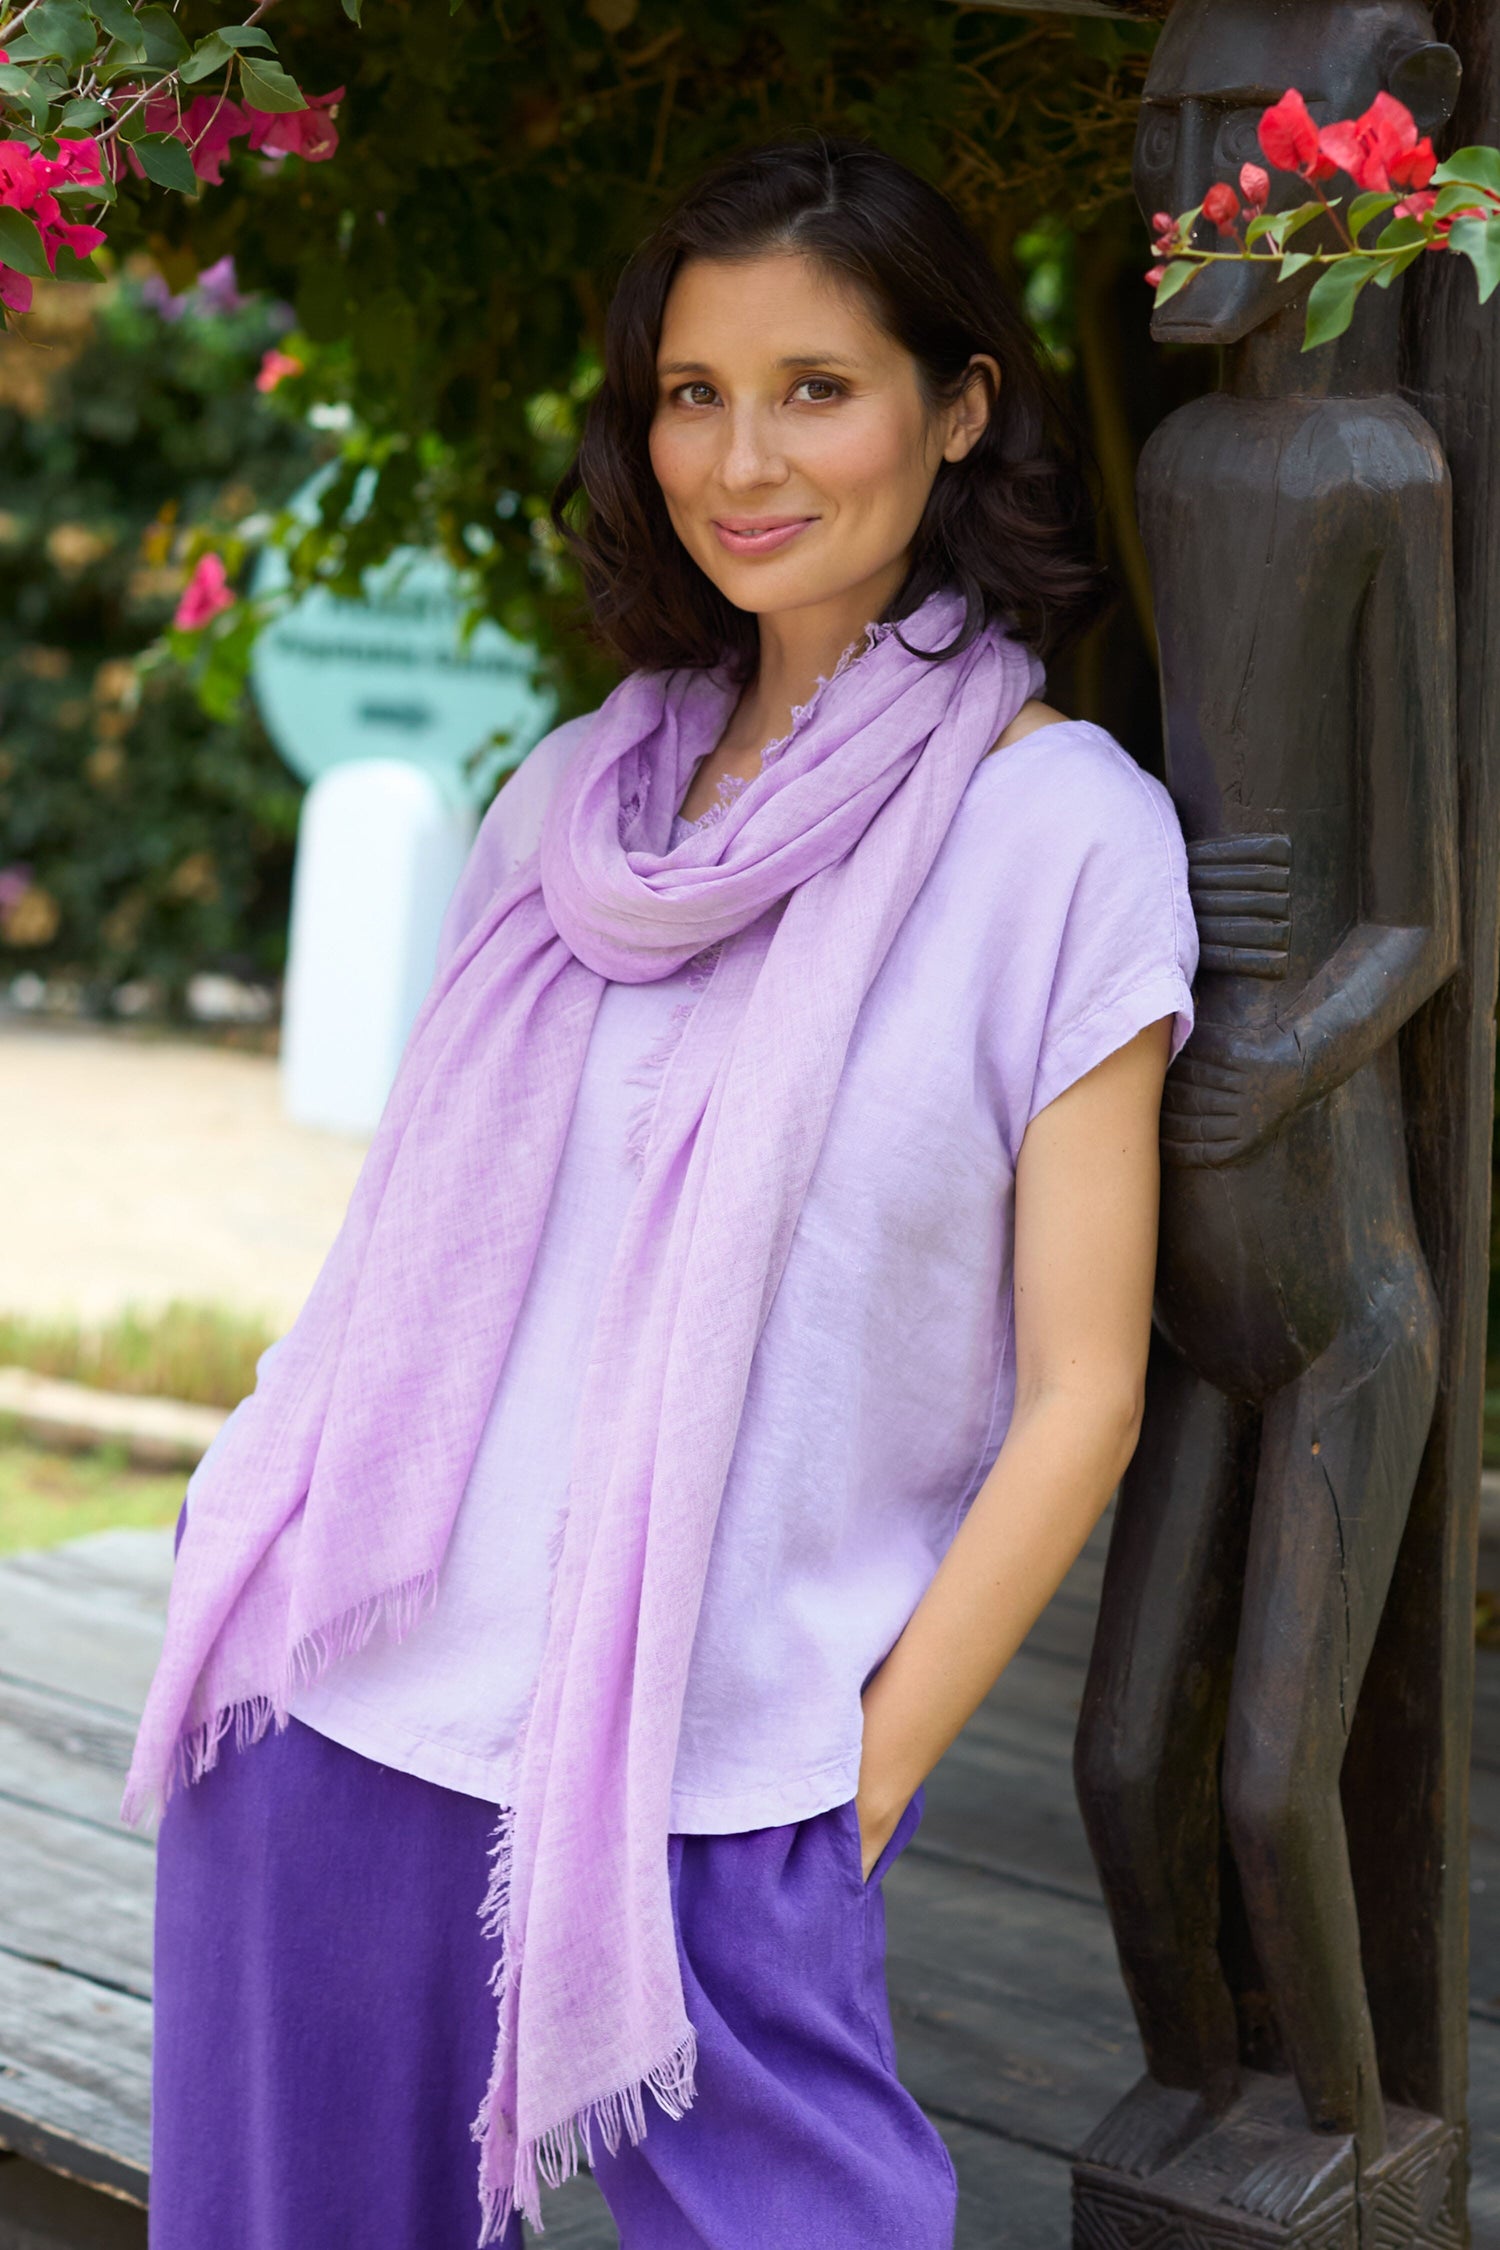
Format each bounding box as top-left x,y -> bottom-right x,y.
256,347 -> 303,393
174,553 -> 236,632
0,135 -> 107,313
1203,181 -> 1241,236
122,86 -> 345,188
1259,89 -> 1337,182
1240,163 -> 1271,214
1319,89 -> 1437,194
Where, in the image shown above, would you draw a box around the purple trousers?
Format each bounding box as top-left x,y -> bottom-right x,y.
150,1717 -> 956,2249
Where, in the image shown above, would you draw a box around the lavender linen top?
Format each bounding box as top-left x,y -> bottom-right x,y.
287,710 -> 1197,1830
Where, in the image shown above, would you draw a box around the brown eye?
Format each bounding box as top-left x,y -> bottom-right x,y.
794,378 -> 842,403
680,382 -> 717,406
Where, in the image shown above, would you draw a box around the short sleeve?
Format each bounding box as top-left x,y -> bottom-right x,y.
1024,732 -> 1197,1130
432,710 -> 597,978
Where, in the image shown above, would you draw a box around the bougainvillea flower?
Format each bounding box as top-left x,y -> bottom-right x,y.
1319,92 -> 1435,194
174,552 -> 236,631
0,263 -> 31,313
256,347 -> 303,393
1260,89 -> 1337,182
1203,181 -> 1241,235
246,87 -> 344,163
45,217 -> 106,270
1240,163 -> 1271,213
1145,265 -> 1168,289
180,96 -> 252,186
36,136 -> 103,190
0,863 -> 31,912
0,141 -> 41,208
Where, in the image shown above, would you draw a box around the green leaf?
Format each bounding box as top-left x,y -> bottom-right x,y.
1347,190 -> 1401,242
1448,215 -> 1500,305
0,62 -> 54,129
1278,251 -> 1317,282
134,2 -> 188,66
115,99 -> 151,141
180,24 -> 277,82
1434,146 -> 1500,196
58,95 -> 108,126
1372,244 -> 1425,288
1279,201 -> 1325,246
1303,258 -> 1376,349
20,0 -> 96,70
51,239 -> 104,280
238,53 -> 305,112
132,130 -> 198,191
95,32 -> 149,75
0,206 -> 51,278
1432,180 -> 1494,220
86,0 -> 141,38
1152,259 -> 1200,308
341,0 -> 362,18
1374,215 -> 1427,253
1244,210 -> 1280,250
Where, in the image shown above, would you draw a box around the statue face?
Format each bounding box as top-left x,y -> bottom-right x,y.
1136,0 -> 1435,345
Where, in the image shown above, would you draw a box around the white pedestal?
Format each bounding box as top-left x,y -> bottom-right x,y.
280,759 -> 477,1137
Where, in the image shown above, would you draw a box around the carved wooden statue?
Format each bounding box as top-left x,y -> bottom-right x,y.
1071,3 -> 1474,2243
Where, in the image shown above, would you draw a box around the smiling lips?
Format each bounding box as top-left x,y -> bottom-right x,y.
711,515 -> 818,557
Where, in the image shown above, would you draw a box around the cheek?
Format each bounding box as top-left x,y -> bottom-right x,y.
649,415 -> 703,509
812,406 -> 936,523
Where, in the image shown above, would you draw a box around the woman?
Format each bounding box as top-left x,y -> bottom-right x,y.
137,138 -> 1196,2250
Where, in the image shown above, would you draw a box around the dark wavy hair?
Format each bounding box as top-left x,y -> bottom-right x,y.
552,135 -> 1108,677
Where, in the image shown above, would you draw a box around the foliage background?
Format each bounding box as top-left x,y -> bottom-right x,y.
109,0 -> 1180,717
0,272 -> 313,1012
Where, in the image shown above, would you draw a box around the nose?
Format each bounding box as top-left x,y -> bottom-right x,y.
717,402 -> 790,495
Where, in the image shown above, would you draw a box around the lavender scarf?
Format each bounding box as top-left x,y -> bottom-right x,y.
125,590 -> 1043,2236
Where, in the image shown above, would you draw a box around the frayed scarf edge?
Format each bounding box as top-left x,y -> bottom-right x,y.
472,2018 -> 699,2242
120,1567 -> 440,1827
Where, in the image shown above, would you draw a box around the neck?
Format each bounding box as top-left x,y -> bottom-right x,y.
724,562 -> 909,759
1226,286 -> 1403,402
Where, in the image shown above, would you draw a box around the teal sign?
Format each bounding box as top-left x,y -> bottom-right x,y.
251,521 -> 555,807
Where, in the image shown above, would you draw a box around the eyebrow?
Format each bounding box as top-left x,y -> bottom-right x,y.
656,351 -> 863,376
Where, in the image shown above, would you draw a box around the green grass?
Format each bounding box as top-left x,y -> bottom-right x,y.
0,1431 -> 185,1557
0,1300 -> 273,1410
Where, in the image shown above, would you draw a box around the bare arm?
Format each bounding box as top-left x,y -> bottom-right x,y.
853,1016 -> 1173,1875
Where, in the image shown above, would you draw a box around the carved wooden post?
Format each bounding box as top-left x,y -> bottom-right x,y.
1050,3 -> 1497,2247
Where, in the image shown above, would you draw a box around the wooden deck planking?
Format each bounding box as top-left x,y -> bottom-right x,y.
5,1521 -> 1500,2246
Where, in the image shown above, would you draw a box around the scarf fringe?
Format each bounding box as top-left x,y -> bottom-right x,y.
474,2023 -> 700,2243
121,1567 -> 439,1826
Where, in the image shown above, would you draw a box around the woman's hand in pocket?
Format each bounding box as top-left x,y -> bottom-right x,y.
853,1771 -> 907,1882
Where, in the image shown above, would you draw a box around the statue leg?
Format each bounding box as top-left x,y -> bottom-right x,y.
1074,1327 -> 1256,2174
1221,1257 -> 1440,2220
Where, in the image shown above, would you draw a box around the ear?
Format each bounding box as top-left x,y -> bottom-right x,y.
1388,37 -> 1463,138
943,356 -> 1001,465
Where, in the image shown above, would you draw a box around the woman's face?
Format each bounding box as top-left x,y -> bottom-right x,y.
649,250 -> 991,632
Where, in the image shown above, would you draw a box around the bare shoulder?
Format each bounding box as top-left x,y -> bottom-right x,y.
987,700 -> 1071,757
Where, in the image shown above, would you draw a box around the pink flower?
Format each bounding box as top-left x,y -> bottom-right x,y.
180,95 -> 251,186
1145,264 -> 1168,289
1319,92 -> 1435,195
45,217 -> 106,270
0,141 -> 42,209
0,266 -> 31,313
35,136 -> 102,191
256,346 -> 303,393
246,87 -> 343,163
1240,162 -> 1271,213
1203,181 -> 1241,236
0,863 -> 32,912
1260,89 -> 1337,183
174,552 -> 235,631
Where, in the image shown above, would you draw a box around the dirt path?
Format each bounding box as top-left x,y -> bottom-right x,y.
0,1020 -> 367,1328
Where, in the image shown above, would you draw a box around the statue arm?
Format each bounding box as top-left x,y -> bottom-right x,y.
1163,477 -> 1459,1168
1280,486 -> 1460,1099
